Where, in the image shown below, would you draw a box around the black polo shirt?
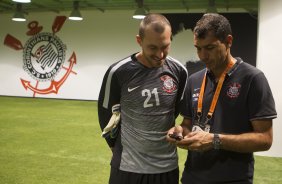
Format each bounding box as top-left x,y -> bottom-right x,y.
181,58 -> 277,183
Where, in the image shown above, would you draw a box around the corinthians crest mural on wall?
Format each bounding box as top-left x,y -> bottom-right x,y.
4,16 -> 77,97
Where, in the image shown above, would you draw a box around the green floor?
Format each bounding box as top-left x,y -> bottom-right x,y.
0,96 -> 281,184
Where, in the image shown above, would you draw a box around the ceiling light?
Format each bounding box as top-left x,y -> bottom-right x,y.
133,7 -> 147,19
12,3 -> 26,22
69,1 -> 83,21
133,0 -> 147,19
12,0 -> 31,3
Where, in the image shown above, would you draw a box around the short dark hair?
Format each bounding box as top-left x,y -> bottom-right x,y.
193,13 -> 232,43
139,13 -> 171,40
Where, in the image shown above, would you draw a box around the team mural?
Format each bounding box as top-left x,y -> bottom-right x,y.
4,16 -> 77,97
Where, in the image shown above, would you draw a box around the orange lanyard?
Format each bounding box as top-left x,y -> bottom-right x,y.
197,61 -> 235,123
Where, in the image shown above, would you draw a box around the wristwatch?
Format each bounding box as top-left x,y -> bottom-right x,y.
213,134 -> 221,149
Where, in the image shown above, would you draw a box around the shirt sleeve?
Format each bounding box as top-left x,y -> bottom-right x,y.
174,67 -> 188,118
180,76 -> 193,119
248,72 -> 277,121
98,65 -> 121,148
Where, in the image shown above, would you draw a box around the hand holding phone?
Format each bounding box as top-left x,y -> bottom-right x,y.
168,125 -> 183,141
169,132 -> 183,141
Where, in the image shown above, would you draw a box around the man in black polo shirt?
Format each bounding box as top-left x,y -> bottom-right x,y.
167,13 -> 277,183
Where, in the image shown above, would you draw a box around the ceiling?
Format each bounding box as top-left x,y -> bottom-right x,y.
0,0 -> 258,14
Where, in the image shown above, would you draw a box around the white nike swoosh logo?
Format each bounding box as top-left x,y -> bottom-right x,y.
128,86 -> 140,92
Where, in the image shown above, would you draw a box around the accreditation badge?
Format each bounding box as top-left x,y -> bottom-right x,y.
204,124 -> 210,132
192,119 -> 204,132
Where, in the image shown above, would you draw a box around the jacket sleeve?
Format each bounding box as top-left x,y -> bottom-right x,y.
175,66 -> 188,118
98,65 -> 121,148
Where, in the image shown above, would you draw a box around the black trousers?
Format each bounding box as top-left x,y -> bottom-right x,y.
109,167 -> 179,184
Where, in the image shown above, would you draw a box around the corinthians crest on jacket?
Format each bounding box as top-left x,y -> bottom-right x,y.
160,75 -> 177,93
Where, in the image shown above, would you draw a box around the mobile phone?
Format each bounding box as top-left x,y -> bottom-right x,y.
169,133 -> 183,141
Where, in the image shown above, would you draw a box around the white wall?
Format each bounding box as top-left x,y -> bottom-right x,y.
0,10 -> 196,100
170,29 -> 198,63
256,0 -> 282,157
0,11 -> 140,100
